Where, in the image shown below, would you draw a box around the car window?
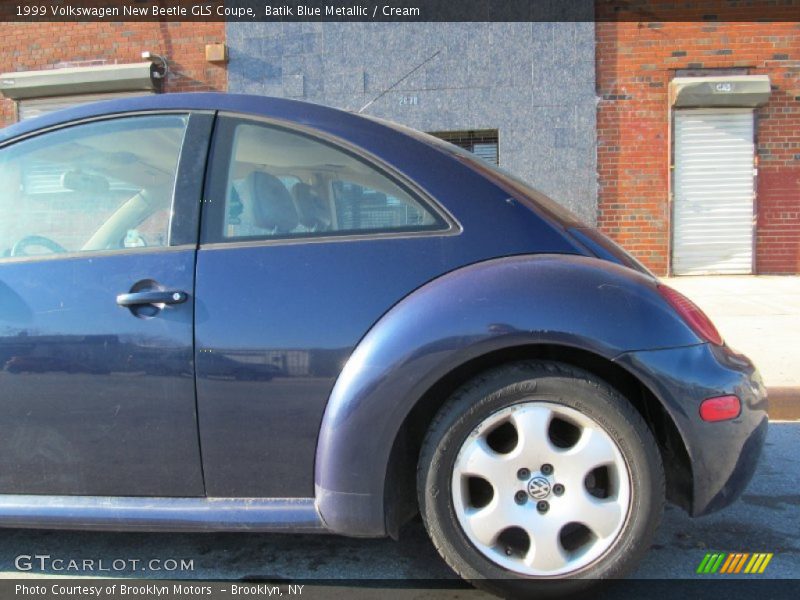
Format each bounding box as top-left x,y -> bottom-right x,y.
208,119 -> 446,242
0,115 -> 187,259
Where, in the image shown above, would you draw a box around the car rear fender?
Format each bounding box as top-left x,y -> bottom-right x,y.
315,254 -> 701,536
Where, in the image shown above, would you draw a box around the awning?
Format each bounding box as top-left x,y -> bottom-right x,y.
0,62 -> 158,100
670,75 -> 771,108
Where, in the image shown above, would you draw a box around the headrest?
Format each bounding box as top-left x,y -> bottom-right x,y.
240,171 -> 298,233
293,182 -> 314,202
292,182 -> 329,229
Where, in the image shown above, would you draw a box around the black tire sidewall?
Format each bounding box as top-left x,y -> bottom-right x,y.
418,362 -> 664,597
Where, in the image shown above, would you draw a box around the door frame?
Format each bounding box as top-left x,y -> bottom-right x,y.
0,110 -> 216,496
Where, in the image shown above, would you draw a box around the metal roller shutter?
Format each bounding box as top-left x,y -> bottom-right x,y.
672,109 -> 755,275
18,91 -> 152,121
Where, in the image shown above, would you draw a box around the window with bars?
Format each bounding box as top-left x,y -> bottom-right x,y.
428,129 -> 499,165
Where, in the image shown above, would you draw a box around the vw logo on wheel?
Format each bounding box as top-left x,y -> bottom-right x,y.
527,476 -> 552,499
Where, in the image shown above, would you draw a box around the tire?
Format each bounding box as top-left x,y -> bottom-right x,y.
417,361 -> 664,598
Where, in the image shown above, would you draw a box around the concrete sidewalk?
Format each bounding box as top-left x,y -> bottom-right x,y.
663,275 -> 800,420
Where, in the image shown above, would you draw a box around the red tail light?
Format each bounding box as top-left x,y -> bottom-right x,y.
700,395 -> 741,422
657,285 -> 724,346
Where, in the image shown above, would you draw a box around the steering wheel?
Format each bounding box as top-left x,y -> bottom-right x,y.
10,235 -> 68,257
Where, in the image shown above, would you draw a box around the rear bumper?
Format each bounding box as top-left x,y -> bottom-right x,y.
615,343 -> 768,516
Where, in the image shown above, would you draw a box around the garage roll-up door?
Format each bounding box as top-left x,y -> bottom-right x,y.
18,91 -> 152,121
673,109 -> 755,275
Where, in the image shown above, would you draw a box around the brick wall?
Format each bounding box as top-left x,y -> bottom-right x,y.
597,18 -> 800,275
0,21 -> 226,127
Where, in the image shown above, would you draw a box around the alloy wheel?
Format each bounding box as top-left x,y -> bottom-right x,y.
451,401 -> 631,576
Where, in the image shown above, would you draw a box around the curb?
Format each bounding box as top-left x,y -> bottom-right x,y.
767,387 -> 799,421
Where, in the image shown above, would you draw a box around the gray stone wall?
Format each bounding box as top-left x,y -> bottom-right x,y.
226,21 -> 598,224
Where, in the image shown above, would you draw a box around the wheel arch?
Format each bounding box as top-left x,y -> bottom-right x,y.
314,255 -> 700,537
382,343 -> 694,538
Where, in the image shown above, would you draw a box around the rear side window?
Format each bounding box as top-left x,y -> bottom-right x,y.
203,118 -> 447,243
0,115 -> 187,260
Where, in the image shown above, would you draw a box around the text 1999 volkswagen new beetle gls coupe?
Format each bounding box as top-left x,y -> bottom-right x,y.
0,94 -> 767,597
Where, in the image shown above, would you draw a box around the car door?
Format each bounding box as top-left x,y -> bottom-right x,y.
194,115 -> 460,498
0,112 -> 212,496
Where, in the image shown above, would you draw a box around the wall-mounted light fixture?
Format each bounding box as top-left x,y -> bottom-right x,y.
141,51 -> 169,80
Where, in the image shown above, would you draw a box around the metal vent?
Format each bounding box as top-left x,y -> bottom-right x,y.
429,129 -> 499,165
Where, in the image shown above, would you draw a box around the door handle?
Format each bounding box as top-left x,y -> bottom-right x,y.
116,290 -> 188,307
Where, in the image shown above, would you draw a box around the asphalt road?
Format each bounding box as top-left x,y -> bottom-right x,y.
0,423 -> 796,595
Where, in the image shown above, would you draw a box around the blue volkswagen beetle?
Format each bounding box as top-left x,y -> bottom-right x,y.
0,94 -> 766,596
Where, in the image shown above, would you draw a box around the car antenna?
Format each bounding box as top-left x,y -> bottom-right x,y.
358,49 -> 442,114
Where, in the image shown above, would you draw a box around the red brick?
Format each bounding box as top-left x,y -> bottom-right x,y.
0,22 -> 226,128
597,19 -> 800,275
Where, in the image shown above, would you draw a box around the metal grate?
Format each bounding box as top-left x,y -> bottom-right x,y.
429,129 -> 499,165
